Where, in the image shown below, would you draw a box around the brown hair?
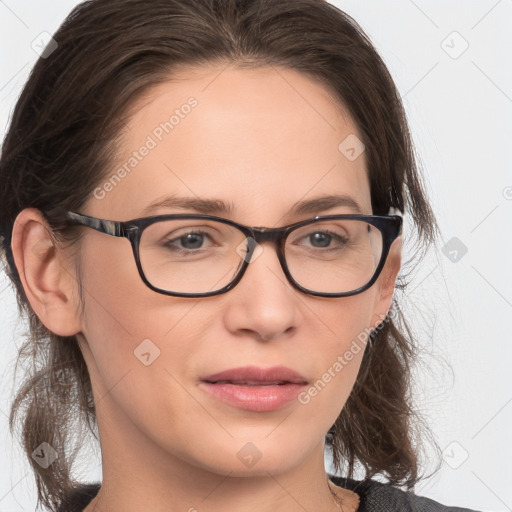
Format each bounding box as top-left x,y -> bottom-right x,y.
0,0 -> 442,510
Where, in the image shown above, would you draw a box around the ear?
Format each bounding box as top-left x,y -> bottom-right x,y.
11,208 -> 82,336
370,236 -> 402,329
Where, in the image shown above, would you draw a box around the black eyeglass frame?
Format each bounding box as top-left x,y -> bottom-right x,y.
64,210 -> 403,298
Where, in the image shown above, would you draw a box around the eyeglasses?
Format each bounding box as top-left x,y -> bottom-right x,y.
64,210 -> 402,298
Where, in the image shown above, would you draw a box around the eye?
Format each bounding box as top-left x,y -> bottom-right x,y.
304,230 -> 348,248
163,229 -> 215,251
290,228 -> 350,251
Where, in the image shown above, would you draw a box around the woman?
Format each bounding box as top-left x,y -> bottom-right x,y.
0,1 -> 480,511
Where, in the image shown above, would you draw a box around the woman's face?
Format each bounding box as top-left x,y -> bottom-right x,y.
68,64 -> 401,477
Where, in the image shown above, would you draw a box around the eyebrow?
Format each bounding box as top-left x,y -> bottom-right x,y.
140,194 -> 363,217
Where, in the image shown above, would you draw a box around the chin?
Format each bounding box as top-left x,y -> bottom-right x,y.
188,436 -> 317,478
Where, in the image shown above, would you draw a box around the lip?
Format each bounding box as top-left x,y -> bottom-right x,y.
202,365 -> 308,385
200,365 -> 308,412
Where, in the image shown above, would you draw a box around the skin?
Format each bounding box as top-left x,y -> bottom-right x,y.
11,63 -> 401,512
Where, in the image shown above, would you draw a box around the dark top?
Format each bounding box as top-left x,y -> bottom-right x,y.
58,475 -> 481,511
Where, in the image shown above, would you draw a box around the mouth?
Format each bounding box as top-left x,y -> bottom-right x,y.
201,365 -> 308,385
203,380 -> 296,386
199,366 -> 308,412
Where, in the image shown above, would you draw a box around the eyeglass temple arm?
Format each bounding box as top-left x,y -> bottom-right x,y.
387,206 -> 404,236
66,211 -> 123,237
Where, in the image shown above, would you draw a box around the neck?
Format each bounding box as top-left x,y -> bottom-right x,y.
82,403 -> 350,512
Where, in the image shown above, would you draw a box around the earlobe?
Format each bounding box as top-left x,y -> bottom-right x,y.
11,208 -> 82,336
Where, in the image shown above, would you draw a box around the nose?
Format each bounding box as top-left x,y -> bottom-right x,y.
222,239 -> 302,342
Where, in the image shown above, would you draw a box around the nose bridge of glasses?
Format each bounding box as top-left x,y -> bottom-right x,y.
238,227 -> 289,283
238,226 -> 286,268
249,226 -> 284,246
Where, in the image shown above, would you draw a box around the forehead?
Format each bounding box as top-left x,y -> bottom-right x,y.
88,64 -> 371,223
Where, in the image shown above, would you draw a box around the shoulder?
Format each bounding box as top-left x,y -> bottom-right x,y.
328,475 -> 482,512
57,483 -> 101,512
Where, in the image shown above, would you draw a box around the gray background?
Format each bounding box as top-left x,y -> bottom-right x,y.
0,1 -> 511,511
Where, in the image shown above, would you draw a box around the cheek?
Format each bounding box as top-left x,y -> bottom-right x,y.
310,291 -> 376,354
76,237 -> 204,402
298,293 -> 376,416
78,275 -> 214,455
